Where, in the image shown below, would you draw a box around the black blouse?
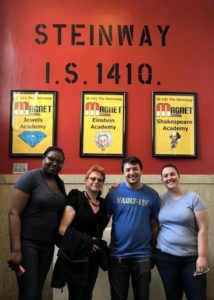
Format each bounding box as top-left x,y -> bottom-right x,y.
66,189 -> 109,239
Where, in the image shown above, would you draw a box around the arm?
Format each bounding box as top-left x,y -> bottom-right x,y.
105,192 -> 113,222
150,218 -> 159,268
8,189 -> 30,265
58,205 -> 76,236
195,208 -> 209,272
58,205 -> 99,252
150,218 -> 159,255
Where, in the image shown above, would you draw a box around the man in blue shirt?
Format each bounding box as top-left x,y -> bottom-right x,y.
106,156 -> 160,300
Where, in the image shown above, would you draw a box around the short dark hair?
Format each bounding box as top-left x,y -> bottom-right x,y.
43,146 -> 65,160
121,156 -> 143,172
161,164 -> 180,176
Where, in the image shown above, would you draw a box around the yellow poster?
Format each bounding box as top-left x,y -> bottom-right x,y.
153,92 -> 197,157
80,91 -> 126,157
10,91 -> 56,156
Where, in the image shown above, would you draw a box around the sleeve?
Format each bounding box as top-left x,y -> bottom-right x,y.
14,170 -> 35,194
192,192 -> 207,212
66,189 -> 80,211
105,191 -> 113,215
150,192 -> 161,220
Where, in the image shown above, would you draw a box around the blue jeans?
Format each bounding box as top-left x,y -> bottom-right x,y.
17,239 -> 54,300
156,249 -> 207,300
108,257 -> 151,300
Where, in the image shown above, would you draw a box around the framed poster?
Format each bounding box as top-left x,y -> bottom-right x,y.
10,90 -> 57,156
152,92 -> 197,158
80,91 -> 126,157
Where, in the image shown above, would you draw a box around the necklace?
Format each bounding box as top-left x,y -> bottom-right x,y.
85,192 -> 100,207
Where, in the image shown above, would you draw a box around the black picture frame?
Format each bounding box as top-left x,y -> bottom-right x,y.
80,91 -> 126,157
152,91 -> 197,158
9,90 -> 57,157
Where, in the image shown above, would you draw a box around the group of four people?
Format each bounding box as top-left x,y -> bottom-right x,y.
8,146 -> 209,300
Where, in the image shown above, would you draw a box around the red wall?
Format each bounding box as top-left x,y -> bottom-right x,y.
0,0 -> 213,174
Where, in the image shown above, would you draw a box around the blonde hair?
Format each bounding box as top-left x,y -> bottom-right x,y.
85,165 -> 106,182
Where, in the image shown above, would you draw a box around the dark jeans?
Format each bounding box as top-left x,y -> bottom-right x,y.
67,254 -> 100,300
108,257 -> 151,300
156,249 -> 207,300
17,238 -> 54,300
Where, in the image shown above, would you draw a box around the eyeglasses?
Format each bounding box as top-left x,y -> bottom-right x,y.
88,177 -> 104,183
45,156 -> 64,165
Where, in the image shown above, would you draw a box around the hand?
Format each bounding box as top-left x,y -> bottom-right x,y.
109,183 -> 119,192
8,250 -> 22,271
91,238 -> 100,252
91,244 -> 100,252
196,256 -> 208,273
150,253 -> 157,269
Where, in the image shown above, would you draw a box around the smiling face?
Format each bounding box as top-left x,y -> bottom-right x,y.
123,162 -> 142,189
41,150 -> 64,177
161,166 -> 180,191
85,171 -> 104,193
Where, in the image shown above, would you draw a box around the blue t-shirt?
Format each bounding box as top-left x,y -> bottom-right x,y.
106,182 -> 160,258
157,191 -> 207,256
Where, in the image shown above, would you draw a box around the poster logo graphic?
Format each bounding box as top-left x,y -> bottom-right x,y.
169,131 -> 181,149
18,131 -> 47,147
95,132 -> 112,151
85,102 -> 100,115
156,103 -> 171,116
15,102 -> 30,115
